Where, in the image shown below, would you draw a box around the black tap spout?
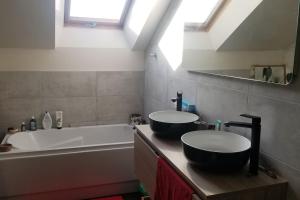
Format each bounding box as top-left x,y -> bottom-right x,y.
224,114 -> 261,175
224,121 -> 253,129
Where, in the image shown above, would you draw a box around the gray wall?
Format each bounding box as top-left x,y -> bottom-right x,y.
144,2 -> 300,199
145,45 -> 300,200
0,71 -> 144,138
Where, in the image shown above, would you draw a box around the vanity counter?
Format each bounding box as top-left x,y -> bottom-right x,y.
135,125 -> 287,200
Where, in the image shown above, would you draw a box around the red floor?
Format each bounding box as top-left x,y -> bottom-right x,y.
92,196 -> 123,200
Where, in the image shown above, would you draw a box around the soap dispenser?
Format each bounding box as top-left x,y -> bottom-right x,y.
42,112 -> 53,130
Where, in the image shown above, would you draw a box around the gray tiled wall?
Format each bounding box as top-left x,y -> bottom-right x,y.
144,46 -> 300,200
0,71 -> 144,139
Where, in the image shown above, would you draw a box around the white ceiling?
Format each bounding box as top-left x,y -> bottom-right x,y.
1,0 -> 297,51
219,0 -> 299,51
0,0 -> 171,50
0,0 -> 55,49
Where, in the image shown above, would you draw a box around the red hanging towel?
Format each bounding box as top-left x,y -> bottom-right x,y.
154,157 -> 193,200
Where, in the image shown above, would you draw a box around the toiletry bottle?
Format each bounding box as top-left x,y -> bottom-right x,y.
30,116 -> 37,131
42,112 -> 53,130
56,111 -> 63,129
21,122 -> 26,132
215,120 -> 222,131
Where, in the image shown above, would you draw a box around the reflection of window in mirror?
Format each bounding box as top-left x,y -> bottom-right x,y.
182,0 -> 298,85
182,0 -> 225,31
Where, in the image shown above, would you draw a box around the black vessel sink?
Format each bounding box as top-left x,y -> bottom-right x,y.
181,130 -> 251,171
149,110 -> 199,138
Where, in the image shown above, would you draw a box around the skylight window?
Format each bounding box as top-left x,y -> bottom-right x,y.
65,0 -> 131,27
182,0 -> 224,30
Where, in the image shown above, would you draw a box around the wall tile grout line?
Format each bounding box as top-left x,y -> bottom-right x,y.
261,151 -> 300,174
0,71 -> 144,139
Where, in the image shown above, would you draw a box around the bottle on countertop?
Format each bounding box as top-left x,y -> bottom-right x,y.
21,122 -> 26,132
215,120 -> 222,131
56,111 -> 63,129
30,116 -> 37,131
42,112 -> 52,130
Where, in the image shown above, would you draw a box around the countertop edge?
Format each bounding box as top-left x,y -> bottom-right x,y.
135,125 -> 288,200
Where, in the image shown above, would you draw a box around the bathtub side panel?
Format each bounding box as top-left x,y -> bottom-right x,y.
0,147 -> 137,197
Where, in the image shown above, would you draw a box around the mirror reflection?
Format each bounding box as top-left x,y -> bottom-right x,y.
182,0 -> 299,85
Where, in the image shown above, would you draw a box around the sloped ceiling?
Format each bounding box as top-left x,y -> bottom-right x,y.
0,0 -> 55,49
219,0 -> 298,51
124,0 -> 172,50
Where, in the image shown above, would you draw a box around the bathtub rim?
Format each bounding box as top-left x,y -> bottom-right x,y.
3,123 -> 132,140
0,124 -> 134,160
0,142 -> 134,160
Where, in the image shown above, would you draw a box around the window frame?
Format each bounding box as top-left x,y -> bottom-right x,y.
184,0 -> 226,32
64,0 -> 132,28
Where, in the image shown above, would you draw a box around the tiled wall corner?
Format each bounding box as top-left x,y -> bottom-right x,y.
144,46 -> 300,200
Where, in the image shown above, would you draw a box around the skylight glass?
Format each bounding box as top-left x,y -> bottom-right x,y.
182,0 -> 221,24
69,0 -> 128,22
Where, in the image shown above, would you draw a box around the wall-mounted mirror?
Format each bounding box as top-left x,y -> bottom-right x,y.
182,0 -> 299,85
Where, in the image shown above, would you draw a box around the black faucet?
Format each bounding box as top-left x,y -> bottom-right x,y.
171,91 -> 183,111
224,114 -> 261,175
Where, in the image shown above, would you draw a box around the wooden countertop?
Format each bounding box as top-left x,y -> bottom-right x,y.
135,125 -> 287,200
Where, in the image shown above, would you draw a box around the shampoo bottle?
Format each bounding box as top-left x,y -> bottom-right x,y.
21,122 -> 26,132
30,116 -> 37,131
56,111 -> 63,129
42,112 -> 52,130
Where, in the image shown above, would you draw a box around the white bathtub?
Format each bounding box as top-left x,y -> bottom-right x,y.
0,124 -> 138,200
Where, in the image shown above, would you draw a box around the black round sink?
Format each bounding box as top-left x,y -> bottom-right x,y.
181,130 -> 251,171
149,110 -> 199,138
